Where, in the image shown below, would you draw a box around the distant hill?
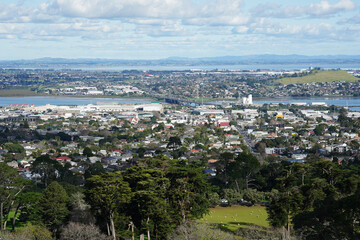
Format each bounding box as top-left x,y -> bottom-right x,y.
1,55 -> 360,68
277,70 -> 359,85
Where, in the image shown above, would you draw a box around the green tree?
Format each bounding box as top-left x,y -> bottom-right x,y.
267,188 -> 304,240
223,188 -> 241,206
86,172 -> 131,240
167,161 -> 210,224
38,181 -> 70,234
167,136 -> 182,150
229,152 -> 260,190
3,142 -> 25,155
0,163 -> 28,231
217,152 -> 234,185
83,147 -> 93,157
13,192 -> 42,231
32,155 -> 61,187
314,124 -> 327,136
84,162 -> 106,179
123,167 -> 172,240
243,189 -> 264,205
293,189 -> 360,240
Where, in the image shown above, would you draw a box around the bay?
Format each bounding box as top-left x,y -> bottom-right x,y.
254,97 -> 360,112
0,96 -> 153,107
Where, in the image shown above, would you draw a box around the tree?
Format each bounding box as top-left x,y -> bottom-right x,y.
0,163 -> 28,231
223,188 -> 241,206
13,224 -> 53,240
167,136 -> 182,150
83,147 -> 93,157
167,161 -> 210,225
217,152 -> 234,185
68,192 -> 94,224
86,172 -> 131,240
32,155 -> 61,187
314,124 -> 327,136
243,189 -> 264,205
13,192 -> 42,231
123,167 -> 173,240
266,163 -> 309,240
3,142 -> 25,155
60,222 -> 108,240
22,120 -> 30,129
38,181 -> 70,234
267,188 -> 304,240
229,152 -> 260,190
328,125 -> 337,133
84,162 -> 106,179
208,192 -> 221,206
293,189 -> 360,240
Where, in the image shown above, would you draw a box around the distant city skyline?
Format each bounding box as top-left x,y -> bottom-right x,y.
0,0 -> 359,60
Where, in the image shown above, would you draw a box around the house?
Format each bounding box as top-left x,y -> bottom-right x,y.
204,169 -> 216,177
56,156 -> 71,163
218,122 -> 230,128
265,148 -> 286,155
326,143 -> 348,153
144,150 -> 155,158
7,161 -> 18,168
89,156 -> 101,164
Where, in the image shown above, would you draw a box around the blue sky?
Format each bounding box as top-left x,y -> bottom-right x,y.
0,0 -> 359,59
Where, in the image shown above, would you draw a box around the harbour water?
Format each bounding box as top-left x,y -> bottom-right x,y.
0,96 -> 153,106
253,97 -> 360,112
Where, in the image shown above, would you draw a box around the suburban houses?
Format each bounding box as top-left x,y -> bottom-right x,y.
1,98 -> 359,184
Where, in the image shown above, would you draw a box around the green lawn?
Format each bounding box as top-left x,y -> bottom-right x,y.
198,205 -> 269,232
0,89 -> 38,97
277,70 -> 359,85
5,209 -> 28,231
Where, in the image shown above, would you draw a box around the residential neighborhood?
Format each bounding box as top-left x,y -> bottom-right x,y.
1,99 -> 359,183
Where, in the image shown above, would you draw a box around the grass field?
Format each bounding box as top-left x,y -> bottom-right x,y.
198,205 -> 269,232
277,70 -> 359,85
5,209 -> 28,231
0,89 -> 38,97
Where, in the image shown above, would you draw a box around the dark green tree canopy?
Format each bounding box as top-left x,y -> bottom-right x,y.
38,181 -> 69,233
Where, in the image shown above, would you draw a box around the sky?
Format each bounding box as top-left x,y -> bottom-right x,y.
0,0 -> 359,60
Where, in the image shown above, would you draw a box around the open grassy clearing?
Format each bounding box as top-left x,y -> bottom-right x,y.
277,70 -> 359,85
0,89 -> 38,97
5,209 -> 28,231
198,205 -> 268,232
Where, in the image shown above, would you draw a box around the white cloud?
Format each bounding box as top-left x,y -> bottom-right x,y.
135,21 -> 188,37
308,0 -> 355,16
252,0 -> 356,18
0,3 -> 56,23
184,15 -> 249,26
0,23 -> 26,39
49,0 -> 249,26
246,18 -> 335,38
49,0 -> 195,19
233,26 -> 249,34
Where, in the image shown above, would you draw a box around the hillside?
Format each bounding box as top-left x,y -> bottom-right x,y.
277,70 -> 359,85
